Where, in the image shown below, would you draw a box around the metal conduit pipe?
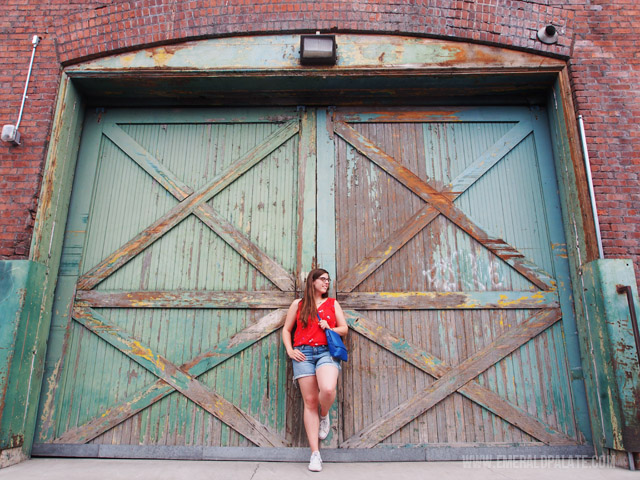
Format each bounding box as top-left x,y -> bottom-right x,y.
15,35 -> 41,131
578,115 -> 605,259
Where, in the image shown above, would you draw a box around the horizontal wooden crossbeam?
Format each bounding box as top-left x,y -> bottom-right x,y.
338,291 -> 559,310
76,290 -> 295,309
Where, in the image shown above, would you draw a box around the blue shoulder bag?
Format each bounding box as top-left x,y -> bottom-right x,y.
317,313 -> 348,362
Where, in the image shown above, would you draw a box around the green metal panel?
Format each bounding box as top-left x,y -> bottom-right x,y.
0,260 -> 46,449
581,259 -> 640,452
35,107 -> 304,449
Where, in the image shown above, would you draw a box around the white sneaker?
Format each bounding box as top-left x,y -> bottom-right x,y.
308,450 -> 322,472
318,413 -> 330,440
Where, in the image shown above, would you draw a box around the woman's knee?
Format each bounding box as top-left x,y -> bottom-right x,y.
302,391 -> 320,409
319,385 -> 336,399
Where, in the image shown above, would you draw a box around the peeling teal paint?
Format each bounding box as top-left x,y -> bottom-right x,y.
68,34 -> 562,73
582,259 -> 640,452
0,260 -> 46,452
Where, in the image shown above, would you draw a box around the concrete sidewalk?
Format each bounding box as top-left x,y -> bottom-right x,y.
0,458 -> 637,480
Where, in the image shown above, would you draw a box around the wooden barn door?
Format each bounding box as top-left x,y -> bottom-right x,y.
34,107 -> 317,456
35,105 -> 592,461
326,107 -> 592,456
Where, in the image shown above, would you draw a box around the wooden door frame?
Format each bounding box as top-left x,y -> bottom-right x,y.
29,34 -> 602,460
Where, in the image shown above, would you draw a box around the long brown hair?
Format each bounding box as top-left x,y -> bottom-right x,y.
298,268 -> 329,328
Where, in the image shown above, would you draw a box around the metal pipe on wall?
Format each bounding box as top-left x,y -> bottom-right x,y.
15,35 -> 41,131
578,115 -> 605,259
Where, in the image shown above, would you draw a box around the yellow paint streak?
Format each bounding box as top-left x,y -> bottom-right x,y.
496,292 -> 545,307
129,340 -> 165,372
130,300 -> 152,307
119,54 -> 136,67
146,47 -> 175,67
461,302 -> 480,308
379,291 -> 428,298
127,292 -> 152,307
421,356 -> 435,367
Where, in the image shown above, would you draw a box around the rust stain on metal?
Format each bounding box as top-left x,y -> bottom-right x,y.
442,44 -> 467,64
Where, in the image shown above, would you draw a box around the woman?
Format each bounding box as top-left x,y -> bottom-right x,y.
282,268 -> 348,472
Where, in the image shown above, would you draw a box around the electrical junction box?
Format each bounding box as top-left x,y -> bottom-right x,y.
1,125 -> 20,145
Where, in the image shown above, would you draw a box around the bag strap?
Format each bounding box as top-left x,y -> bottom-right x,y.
317,313 -> 330,329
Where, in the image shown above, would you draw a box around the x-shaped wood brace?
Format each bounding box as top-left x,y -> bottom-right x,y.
77,120 -> 299,292
57,306 -> 289,447
341,309 -> 573,448
343,311 -> 576,447
333,120 -> 556,293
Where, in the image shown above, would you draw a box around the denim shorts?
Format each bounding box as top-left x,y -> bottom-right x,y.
292,345 -> 341,380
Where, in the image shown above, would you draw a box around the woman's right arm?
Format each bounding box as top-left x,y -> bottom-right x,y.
282,299 -> 306,362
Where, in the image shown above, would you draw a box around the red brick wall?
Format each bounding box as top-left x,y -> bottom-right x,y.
1,0 -> 638,280
570,1 -> 640,266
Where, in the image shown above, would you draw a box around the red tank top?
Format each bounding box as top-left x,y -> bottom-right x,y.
293,297 -> 337,347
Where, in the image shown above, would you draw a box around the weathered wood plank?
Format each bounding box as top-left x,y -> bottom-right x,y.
340,308 -> 562,448
70,307 -> 288,447
346,311 -> 576,445
75,290 -> 294,309
77,120 -> 299,290
296,108 -> 317,282
335,108 -> 468,123
338,291 -> 559,310
334,121 -> 555,291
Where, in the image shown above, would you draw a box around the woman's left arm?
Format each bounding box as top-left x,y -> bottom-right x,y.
332,300 -> 349,337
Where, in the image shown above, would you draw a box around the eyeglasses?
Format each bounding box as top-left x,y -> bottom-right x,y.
317,276 -> 331,283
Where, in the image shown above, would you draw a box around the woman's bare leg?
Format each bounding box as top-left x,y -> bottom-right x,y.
297,375 -> 321,452
316,364 -> 339,417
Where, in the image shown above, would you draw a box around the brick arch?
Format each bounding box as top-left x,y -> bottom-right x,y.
53,0 -> 573,65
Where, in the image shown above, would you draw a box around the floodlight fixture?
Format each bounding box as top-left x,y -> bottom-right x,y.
300,34 -> 337,65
